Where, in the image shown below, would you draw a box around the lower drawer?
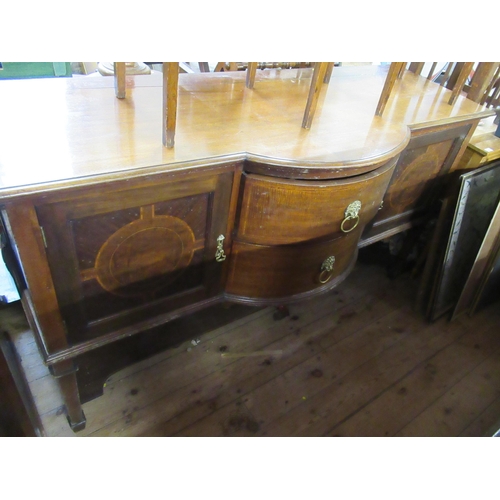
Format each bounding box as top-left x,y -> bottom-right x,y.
225,233 -> 358,303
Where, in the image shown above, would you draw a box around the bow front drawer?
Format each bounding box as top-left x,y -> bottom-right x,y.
235,158 -> 397,246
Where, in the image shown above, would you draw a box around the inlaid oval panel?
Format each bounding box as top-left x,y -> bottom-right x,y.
95,215 -> 195,296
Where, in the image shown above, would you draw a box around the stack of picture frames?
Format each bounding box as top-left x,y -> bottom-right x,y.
417,160 -> 500,321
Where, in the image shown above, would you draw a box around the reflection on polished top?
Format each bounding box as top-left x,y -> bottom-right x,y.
0,65 -> 493,196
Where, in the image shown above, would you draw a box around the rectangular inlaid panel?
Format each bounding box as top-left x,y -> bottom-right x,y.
73,194 -> 209,324
362,123 -> 473,243
34,172 -> 234,343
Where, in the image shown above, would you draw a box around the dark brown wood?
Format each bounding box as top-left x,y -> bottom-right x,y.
302,62 -> 329,129
361,121 -> 475,245
446,63 -> 464,90
246,62 -> 258,89
19,258 -> 499,437
162,62 -> 179,148
114,62 -> 126,99
74,300 -> 261,403
2,247 -> 499,437
50,359 -> 86,430
225,234 -> 358,302
3,204 -> 69,355
34,171 -> 235,345
375,62 -> 405,116
448,62 -> 474,105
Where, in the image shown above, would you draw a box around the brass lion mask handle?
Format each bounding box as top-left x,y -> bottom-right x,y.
341,200 -> 361,233
319,255 -> 335,283
215,234 -> 226,262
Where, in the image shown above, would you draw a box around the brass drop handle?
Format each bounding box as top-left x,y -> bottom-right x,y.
341,200 -> 361,233
319,255 -> 335,284
215,234 -> 226,262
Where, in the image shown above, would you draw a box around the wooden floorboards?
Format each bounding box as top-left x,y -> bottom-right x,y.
3,258 -> 500,437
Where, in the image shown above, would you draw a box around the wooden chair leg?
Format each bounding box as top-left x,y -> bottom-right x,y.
162,62 -> 179,149
426,62 -> 438,80
398,62 -> 406,79
198,62 -> 210,72
214,62 -> 226,72
482,65 -> 500,105
302,62 -> 329,129
439,62 -> 455,87
490,82 -> 500,108
467,62 -> 500,103
114,62 -> 126,99
323,62 -> 335,84
408,62 -> 425,75
375,62 -> 405,116
246,62 -> 258,89
448,62 -> 474,105
446,62 -> 466,90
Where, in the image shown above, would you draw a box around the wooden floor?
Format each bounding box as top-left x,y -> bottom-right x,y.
3,255 -> 500,437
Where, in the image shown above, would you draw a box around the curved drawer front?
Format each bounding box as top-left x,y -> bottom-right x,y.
236,157 -> 397,246
225,233 -> 358,302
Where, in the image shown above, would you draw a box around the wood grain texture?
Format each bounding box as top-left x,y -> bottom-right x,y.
361,121 -> 475,244
467,62 -> 500,104
236,158 -> 397,246
0,64 -> 495,434
225,233 -> 358,301
302,62 -> 329,129
0,65 -> 492,198
7,258 -> 499,437
375,62 -> 406,116
162,62 -> 179,148
33,170 -> 235,346
448,62 -> 474,106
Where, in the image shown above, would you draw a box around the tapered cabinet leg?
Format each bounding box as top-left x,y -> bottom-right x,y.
50,360 -> 86,432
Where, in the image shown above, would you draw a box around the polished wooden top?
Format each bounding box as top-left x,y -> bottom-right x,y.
0,65 -> 493,197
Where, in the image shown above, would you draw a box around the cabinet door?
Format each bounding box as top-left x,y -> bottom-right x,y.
35,171 -> 233,343
361,122 -> 474,244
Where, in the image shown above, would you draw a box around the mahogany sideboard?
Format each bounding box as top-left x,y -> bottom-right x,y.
0,65 -> 493,430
